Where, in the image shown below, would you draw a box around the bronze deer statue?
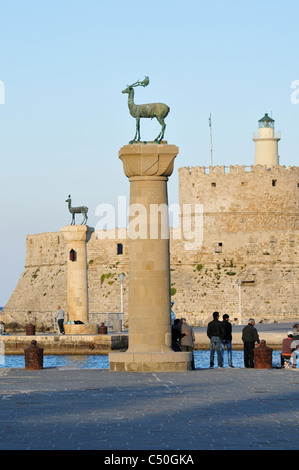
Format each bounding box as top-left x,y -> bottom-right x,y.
122,77 -> 170,143
66,195 -> 88,225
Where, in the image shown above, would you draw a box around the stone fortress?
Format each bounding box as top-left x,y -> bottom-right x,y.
2,114 -> 299,330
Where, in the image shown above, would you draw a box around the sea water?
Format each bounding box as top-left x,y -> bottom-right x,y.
0,350 -> 284,369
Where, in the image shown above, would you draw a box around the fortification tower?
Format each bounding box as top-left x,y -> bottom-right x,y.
176,112 -> 299,325
252,113 -> 280,167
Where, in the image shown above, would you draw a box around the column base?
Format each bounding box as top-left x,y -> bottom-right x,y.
109,351 -> 192,372
64,323 -> 98,335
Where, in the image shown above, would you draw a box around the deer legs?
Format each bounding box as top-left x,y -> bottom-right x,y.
70,211 -> 88,225
154,117 -> 166,143
133,117 -> 141,141
133,116 -> 166,143
81,212 -> 88,225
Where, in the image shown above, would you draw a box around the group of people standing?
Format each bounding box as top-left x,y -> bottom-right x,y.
207,311 -> 235,368
207,312 -> 262,368
172,309 -> 263,369
206,313 -> 299,369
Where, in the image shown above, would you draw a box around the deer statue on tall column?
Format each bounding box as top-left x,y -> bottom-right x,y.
122,76 -> 170,143
65,195 -> 88,225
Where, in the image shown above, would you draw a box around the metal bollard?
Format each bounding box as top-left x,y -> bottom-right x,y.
25,323 -> 36,336
254,340 -> 273,369
98,322 -> 108,335
24,340 -> 43,370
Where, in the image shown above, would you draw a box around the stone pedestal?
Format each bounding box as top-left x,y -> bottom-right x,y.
24,340 -> 43,370
60,225 -> 97,335
109,143 -> 192,372
254,340 -> 273,369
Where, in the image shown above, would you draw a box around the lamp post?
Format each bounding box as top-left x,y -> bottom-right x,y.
118,273 -> 125,314
237,278 -> 242,325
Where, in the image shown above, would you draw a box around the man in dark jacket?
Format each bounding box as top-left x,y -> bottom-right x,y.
207,311 -> 223,368
221,314 -> 234,367
172,319 -> 185,351
242,318 -> 260,368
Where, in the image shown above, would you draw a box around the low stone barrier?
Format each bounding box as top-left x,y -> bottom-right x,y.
0,329 -> 288,356
1,333 -> 128,355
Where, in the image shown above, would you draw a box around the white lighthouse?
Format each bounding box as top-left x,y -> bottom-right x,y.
252,113 -> 280,167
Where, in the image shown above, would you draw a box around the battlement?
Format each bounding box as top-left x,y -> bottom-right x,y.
179,164 -> 299,177
179,164 -> 299,212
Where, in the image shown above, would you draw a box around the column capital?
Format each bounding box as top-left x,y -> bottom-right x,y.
60,225 -> 94,243
119,143 -> 179,178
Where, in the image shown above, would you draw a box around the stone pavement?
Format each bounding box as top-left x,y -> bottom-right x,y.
0,367 -> 298,451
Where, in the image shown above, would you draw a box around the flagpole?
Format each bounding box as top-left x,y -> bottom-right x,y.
209,113 -> 213,166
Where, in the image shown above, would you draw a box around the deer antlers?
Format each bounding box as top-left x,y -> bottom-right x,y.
128,76 -> 150,89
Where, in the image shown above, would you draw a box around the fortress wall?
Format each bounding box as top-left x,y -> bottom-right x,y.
179,165 -> 299,214
2,230 -> 129,329
169,244 -> 299,326
178,165 -> 298,261
86,230 -> 129,318
173,164 -> 299,324
3,233 -> 67,327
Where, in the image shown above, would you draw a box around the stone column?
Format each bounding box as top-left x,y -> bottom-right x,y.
60,225 -> 97,335
109,143 -> 192,371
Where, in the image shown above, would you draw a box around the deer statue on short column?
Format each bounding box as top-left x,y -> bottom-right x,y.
65,195 -> 88,225
122,76 -> 170,143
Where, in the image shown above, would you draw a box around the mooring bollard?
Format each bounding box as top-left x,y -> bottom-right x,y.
254,340 -> 273,369
98,322 -> 108,335
25,323 -> 36,336
24,340 -> 43,370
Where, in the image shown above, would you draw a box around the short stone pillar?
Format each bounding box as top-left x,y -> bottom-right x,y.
254,340 -> 273,369
60,225 -> 97,335
24,340 -> 43,370
98,323 -> 108,335
109,143 -> 192,372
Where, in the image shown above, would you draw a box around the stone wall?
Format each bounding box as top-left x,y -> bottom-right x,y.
174,164 -> 299,325
2,164 -> 299,329
2,233 -> 67,328
1,230 -> 129,330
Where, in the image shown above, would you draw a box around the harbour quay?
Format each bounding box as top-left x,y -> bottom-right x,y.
0,366 -> 298,451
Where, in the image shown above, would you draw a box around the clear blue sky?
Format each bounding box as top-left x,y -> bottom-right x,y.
0,0 -> 298,306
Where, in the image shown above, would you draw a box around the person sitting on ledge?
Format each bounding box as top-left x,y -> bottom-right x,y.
281,331 -> 293,367
291,340 -> 299,369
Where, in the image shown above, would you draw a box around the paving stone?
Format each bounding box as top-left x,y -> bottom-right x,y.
0,367 -> 298,450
